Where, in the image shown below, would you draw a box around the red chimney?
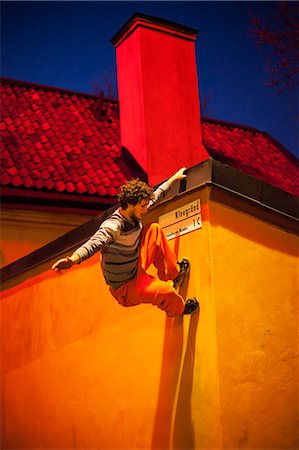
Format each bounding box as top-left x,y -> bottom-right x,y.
111,13 -> 209,185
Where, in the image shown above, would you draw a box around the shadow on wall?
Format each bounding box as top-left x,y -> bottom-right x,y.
173,311 -> 200,450
151,310 -> 200,450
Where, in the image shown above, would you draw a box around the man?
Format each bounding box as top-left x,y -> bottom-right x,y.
52,168 -> 199,317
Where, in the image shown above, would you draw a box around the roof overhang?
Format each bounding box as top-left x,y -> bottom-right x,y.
1,187 -> 117,215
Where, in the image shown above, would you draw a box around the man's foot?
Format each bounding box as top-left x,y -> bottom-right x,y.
173,258 -> 190,290
182,297 -> 199,315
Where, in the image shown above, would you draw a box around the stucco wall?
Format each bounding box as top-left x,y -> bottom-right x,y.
209,199 -> 298,449
1,187 -> 298,449
0,209 -> 92,267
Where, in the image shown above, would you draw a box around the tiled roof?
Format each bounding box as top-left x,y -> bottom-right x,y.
1,78 -> 298,200
202,119 -> 298,196
0,78 -> 132,201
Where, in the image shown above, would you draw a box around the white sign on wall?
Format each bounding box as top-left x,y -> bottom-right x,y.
159,199 -> 202,240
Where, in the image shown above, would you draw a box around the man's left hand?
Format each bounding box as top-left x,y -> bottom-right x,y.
168,167 -> 187,184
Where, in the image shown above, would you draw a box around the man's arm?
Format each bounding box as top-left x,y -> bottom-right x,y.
51,253 -> 80,271
51,219 -> 121,272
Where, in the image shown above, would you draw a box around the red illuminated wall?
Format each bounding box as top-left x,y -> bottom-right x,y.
113,15 -> 209,185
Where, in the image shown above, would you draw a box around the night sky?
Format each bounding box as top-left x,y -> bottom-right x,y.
1,1 -> 298,157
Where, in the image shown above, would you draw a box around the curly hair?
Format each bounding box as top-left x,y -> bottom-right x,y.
118,179 -> 154,209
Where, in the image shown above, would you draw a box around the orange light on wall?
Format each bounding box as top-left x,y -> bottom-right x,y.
1,187 -> 298,449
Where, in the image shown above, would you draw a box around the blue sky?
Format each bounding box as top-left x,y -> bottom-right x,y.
1,1 -> 298,156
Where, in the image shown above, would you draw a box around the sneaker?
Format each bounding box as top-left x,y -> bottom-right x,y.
182,297 -> 199,315
173,258 -> 190,290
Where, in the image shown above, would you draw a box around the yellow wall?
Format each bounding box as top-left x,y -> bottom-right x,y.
209,199 -> 298,449
0,209 -> 92,267
1,187 -> 298,449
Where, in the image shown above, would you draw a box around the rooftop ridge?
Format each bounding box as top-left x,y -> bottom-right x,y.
0,77 -> 118,103
202,116 -> 262,134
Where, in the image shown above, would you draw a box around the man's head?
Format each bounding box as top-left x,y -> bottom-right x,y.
118,179 -> 154,220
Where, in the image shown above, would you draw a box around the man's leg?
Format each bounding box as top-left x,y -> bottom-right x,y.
126,269 -> 186,317
139,223 -> 179,281
110,272 -> 198,317
109,267 -> 185,316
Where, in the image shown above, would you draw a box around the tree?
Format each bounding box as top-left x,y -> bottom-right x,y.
251,2 -> 299,93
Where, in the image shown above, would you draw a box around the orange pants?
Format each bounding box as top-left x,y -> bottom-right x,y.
109,223 -> 186,316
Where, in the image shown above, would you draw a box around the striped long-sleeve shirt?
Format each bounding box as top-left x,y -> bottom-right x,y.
74,181 -> 170,290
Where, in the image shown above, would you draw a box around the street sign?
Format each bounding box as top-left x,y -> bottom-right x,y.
159,199 -> 202,240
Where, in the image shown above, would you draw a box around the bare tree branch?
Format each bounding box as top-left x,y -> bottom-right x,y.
251,2 -> 299,93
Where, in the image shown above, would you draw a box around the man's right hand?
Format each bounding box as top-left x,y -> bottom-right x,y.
51,254 -> 79,271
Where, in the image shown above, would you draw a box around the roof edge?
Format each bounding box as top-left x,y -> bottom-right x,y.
262,131 -> 299,167
202,116 -> 261,134
209,159 -> 298,220
202,116 -> 298,165
0,77 -> 118,103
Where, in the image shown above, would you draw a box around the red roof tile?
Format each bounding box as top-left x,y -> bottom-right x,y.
202,119 -> 298,196
1,78 -> 298,200
0,78 -> 131,200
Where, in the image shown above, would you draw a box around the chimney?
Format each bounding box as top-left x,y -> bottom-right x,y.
111,13 -> 209,186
